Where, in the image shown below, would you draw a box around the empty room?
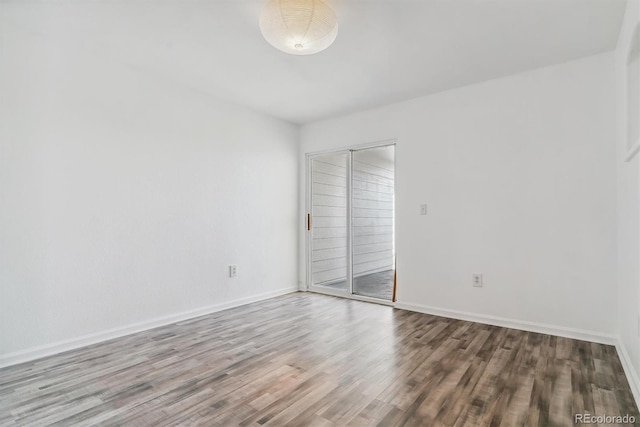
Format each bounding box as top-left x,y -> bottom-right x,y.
2,0 -> 640,425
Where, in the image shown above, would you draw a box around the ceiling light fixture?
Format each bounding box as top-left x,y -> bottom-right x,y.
259,0 -> 338,55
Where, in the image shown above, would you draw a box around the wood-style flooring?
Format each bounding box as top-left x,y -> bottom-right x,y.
322,270 -> 394,301
0,292 -> 637,426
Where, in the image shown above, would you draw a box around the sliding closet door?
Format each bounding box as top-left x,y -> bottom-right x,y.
307,144 -> 395,301
351,145 -> 395,300
308,152 -> 350,294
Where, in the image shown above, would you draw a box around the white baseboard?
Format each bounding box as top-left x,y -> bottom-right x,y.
0,287 -> 298,369
616,339 -> 640,408
394,301 -> 617,345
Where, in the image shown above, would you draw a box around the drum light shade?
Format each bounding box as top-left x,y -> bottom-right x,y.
259,0 -> 338,55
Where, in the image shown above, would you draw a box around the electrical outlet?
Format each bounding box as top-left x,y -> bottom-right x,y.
229,265 -> 237,278
420,204 -> 428,215
472,273 -> 483,287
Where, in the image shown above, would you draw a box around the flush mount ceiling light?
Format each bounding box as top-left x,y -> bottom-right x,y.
259,0 -> 338,55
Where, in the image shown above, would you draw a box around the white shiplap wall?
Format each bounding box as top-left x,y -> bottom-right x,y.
352,148 -> 395,276
311,154 -> 348,285
310,147 -> 394,286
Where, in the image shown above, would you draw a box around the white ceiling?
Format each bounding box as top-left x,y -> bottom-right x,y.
0,0 -> 627,124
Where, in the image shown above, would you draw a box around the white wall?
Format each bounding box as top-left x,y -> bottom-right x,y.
351,147 -> 395,277
308,148 -> 395,287
0,18 -> 299,360
616,0 -> 640,397
300,53 -> 617,339
310,153 -> 349,285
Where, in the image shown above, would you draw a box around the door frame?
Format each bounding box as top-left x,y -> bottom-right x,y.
305,139 -> 397,306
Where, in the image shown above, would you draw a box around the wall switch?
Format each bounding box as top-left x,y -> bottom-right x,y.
472,273 -> 483,287
229,265 -> 237,278
420,204 -> 428,215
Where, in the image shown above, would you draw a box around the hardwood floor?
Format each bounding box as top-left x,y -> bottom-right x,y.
0,292 -> 637,426
321,270 -> 395,301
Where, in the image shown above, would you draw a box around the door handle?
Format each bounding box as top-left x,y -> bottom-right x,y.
307,213 -> 311,231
